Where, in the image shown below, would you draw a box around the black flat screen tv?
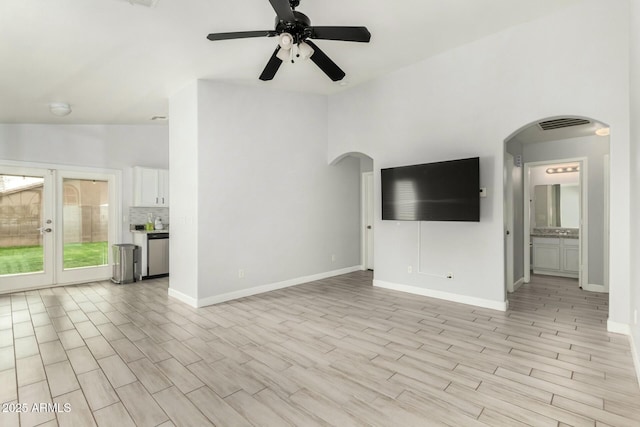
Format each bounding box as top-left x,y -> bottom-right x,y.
381,157 -> 480,222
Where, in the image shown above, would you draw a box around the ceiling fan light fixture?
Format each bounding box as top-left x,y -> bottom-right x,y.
278,33 -> 294,50
276,47 -> 290,62
49,102 -> 72,117
296,41 -> 314,60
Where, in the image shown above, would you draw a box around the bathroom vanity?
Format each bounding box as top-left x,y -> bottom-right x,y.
531,232 -> 579,278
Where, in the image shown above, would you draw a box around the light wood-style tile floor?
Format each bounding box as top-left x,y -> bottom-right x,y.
1,271 -> 639,426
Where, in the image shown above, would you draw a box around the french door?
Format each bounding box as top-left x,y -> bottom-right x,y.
0,164 -> 119,293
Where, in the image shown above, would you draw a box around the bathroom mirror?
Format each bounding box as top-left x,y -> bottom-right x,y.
534,184 -> 580,228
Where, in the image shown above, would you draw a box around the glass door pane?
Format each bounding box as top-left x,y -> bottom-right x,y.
62,178 -> 109,270
0,174 -> 45,274
0,167 -> 54,292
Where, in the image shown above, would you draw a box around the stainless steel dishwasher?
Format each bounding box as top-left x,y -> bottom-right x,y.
147,233 -> 169,277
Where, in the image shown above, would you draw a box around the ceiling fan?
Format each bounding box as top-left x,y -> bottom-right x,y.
206,0 -> 371,82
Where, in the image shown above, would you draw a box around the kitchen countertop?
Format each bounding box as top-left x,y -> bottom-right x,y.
531,232 -> 578,239
130,229 -> 169,234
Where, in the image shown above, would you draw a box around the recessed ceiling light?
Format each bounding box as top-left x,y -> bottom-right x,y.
595,127 -> 610,136
49,102 -> 72,117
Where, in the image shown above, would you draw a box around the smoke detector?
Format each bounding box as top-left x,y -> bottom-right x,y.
125,0 -> 159,7
49,102 -> 72,117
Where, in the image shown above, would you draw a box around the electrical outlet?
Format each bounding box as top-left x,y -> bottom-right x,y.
331,254 -> 336,262
408,265 -> 412,274
238,269 -> 245,279
446,272 -> 454,279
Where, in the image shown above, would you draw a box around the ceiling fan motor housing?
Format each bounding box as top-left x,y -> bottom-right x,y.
275,11 -> 311,42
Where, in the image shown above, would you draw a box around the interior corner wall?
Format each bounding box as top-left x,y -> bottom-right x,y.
168,81 -> 199,301
194,81 -> 361,301
629,0 -> 640,371
327,0 -> 630,313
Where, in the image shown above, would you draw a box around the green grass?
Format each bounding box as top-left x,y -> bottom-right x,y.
0,242 -> 108,275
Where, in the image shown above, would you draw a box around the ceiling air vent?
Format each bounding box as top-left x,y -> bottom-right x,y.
538,118 -> 590,131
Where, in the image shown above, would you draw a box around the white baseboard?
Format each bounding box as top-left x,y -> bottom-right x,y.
373,280 -> 508,312
167,288 -> 198,307
606,320 -> 640,388
513,277 -> 524,292
630,332 -> 640,389
195,265 -> 362,308
607,319 -> 631,335
583,283 -> 607,293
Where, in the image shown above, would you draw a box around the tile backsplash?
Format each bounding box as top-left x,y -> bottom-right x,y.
129,207 -> 169,226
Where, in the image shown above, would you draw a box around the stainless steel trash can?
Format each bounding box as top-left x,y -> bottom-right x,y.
112,244 -> 139,284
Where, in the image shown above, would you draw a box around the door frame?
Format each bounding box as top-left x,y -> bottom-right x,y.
523,157 -> 588,288
504,153 -> 515,293
0,159 -> 122,292
603,154 -> 610,292
361,171 -> 374,270
56,169 -> 121,285
0,165 -> 55,292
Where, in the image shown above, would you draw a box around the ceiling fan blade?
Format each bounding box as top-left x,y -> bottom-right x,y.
259,47 -> 284,81
309,26 -> 371,43
304,40 -> 345,82
268,0 -> 295,22
207,30 -> 277,41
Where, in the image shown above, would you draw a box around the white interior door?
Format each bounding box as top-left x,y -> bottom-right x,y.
363,172 -> 374,270
0,166 -> 55,292
504,153 -> 515,293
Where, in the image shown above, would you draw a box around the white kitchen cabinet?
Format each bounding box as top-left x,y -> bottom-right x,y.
532,236 -> 579,278
133,167 -> 169,207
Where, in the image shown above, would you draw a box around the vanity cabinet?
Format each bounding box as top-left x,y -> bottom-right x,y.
133,167 -> 169,207
532,236 -> 579,278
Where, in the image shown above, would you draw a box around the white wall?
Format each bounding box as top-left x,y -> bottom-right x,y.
328,0 -> 630,316
0,124 -> 169,243
169,81 -> 362,305
629,0 -> 640,380
168,82 -> 199,302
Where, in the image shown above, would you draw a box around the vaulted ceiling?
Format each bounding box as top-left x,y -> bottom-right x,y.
1,0 -> 581,124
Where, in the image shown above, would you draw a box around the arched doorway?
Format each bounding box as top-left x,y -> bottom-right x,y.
503,116 -> 610,298
330,152 -> 375,271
